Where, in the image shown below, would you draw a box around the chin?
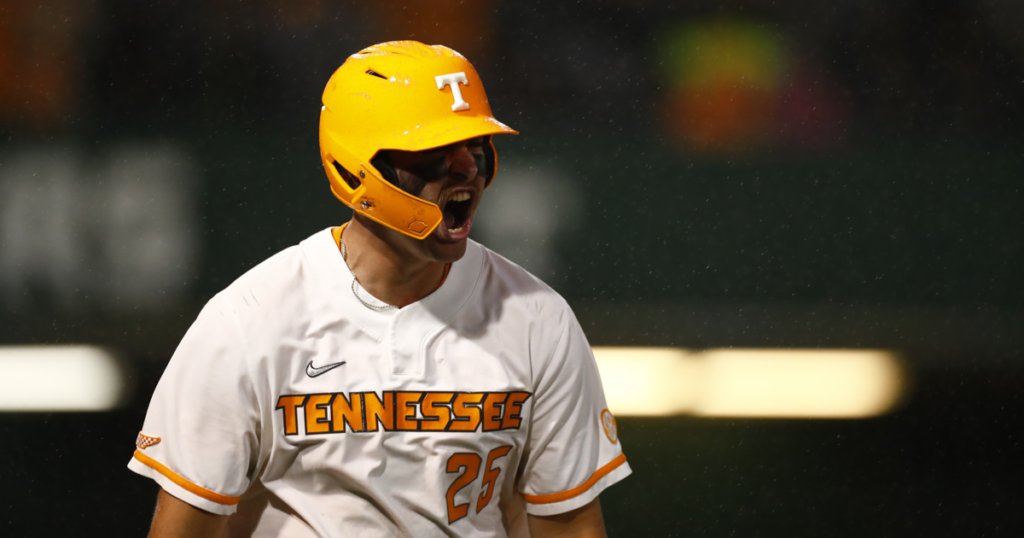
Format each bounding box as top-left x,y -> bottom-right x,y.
429,237 -> 469,263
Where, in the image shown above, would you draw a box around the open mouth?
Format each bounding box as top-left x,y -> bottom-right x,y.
442,192 -> 473,234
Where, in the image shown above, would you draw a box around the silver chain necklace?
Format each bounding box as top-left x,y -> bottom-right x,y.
341,240 -> 398,312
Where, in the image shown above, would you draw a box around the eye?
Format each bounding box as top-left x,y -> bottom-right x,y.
406,156 -> 448,182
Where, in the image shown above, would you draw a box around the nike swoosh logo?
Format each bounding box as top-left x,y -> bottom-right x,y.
306,360 -> 347,377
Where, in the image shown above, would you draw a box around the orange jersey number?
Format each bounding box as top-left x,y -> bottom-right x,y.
445,453 -> 481,524
445,445 -> 514,525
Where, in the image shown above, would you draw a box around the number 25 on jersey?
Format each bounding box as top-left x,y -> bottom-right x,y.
445,445 -> 513,524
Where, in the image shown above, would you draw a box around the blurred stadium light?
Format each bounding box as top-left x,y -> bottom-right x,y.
657,19 -> 785,152
594,347 -> 904,418
657,18 -> 845,152
0,346 -> 124,412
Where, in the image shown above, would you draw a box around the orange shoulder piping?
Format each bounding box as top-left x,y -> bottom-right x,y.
521,453 -> 628,505
133,450 -> 240,506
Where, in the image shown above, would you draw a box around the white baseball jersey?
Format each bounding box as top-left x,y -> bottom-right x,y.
128,227 -> 630,537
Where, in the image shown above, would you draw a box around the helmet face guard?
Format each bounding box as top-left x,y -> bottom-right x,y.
319,41 -> 517,240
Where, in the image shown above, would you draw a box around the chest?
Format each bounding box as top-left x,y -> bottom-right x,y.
263,323 -> 534,443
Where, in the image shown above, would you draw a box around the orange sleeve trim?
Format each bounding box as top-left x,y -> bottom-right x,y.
521,453 -> 628,505
132,450 -> 240,506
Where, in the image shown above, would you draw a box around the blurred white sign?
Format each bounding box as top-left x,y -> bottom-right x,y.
0,143 -> 198,311
593,347 -> 905,418
473,165 -> 582,286
0,346 -> 124,411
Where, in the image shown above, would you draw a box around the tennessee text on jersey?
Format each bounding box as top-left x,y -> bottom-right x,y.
277,391 -> 532,435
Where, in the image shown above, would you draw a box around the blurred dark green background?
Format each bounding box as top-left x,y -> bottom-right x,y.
1,0 -> 1022,535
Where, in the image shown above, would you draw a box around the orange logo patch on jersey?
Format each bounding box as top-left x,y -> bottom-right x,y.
600,409 -> 618,444
275,391 -> 532,437
136,432 -> 161,450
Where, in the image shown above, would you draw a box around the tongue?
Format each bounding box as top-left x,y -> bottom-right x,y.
442,210 -> 456,230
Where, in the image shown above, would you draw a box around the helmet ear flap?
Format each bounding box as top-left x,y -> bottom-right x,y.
370,152 -> 400,186
483,135 -> 497,187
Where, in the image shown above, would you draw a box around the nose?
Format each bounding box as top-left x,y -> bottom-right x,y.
446,144 -> 478,181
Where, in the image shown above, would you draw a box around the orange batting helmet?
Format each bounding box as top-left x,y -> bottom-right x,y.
319,41 -> 518,239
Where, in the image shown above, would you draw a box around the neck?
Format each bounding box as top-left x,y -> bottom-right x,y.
341,216 -> 447,308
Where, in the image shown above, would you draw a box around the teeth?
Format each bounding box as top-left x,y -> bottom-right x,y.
447,226 -> 464,234
450,192 -> 471,202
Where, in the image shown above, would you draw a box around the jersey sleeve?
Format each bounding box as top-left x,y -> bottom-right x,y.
517,305 -> 631,516
127,296 -> 260,515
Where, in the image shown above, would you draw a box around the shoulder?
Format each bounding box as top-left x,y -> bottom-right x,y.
213,246 -> 305,316
209,229 -> 336,330
469,240 -> 574,328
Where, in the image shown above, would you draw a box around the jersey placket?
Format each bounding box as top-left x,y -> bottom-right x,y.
386,242 -> 484,378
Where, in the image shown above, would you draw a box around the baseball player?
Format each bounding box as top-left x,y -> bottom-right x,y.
129,41 -> 630,537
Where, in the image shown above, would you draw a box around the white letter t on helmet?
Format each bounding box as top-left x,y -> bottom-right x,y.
435,72 -> 470,111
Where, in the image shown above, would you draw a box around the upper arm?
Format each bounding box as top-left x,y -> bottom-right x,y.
526,498 -> 607,538
127,297 -> 261,515
149,488 -> 228,538
517,306 -> 631,516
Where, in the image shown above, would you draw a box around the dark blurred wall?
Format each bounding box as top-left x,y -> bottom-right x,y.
2,0 -> 1022,311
